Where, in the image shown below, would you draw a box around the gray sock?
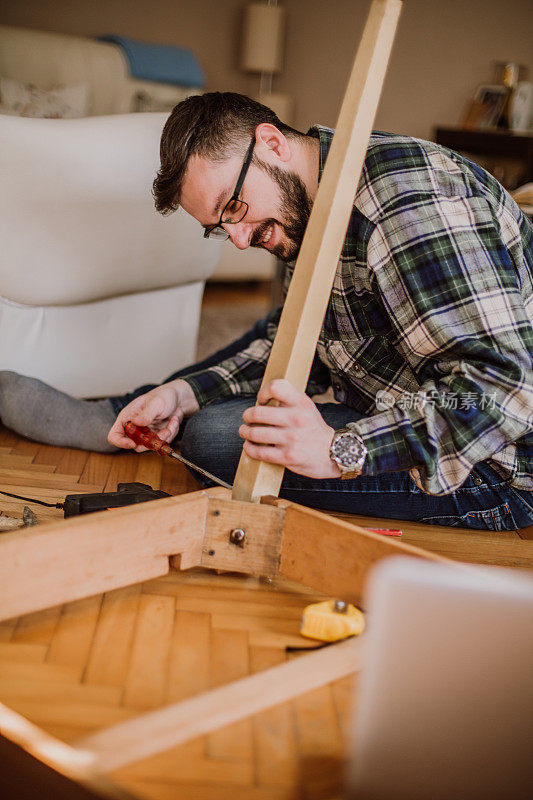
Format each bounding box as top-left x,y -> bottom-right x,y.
0,371 -> 118,452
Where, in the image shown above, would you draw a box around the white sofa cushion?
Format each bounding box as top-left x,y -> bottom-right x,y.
0,111 -> 222,396
0,26 -> 198,116
0,113 -> 221,306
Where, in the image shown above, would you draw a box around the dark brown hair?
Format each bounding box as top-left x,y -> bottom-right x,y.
152,92 -> 304,215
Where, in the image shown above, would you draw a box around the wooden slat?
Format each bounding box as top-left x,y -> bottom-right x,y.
278,501 -> 450,605
0,703 -> 136,800
232,0 -> 402,502
0,492 -> 209,621
77,637 -> 363,774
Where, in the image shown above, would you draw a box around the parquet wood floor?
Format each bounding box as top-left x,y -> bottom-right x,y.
0,421 -> 531,799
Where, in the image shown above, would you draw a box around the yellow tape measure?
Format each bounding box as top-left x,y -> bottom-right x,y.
300,599 -> 365,642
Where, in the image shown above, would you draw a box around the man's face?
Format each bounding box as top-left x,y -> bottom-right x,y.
180,146 -> 313,263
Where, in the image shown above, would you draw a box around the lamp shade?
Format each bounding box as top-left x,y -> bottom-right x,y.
241,3 -> 285,74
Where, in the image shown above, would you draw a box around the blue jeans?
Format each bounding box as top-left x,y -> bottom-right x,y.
110,317 -> 533,533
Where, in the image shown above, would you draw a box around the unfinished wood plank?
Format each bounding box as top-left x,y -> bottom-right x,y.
78,637 -> 363,773
328,510 -> 533,568
200,496 -> 284,576
278,501 -> 450,606
0,702 -> 136,800
232,0 -> 402,502
6,699 -> 135,734
144,574 -> 325,606
110,741 -> 255,786
174,595 -> 305,620
0,491 -> 209,621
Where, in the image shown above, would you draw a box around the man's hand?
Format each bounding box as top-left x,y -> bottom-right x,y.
107,379 -> 199,451
239,379 -> 342,479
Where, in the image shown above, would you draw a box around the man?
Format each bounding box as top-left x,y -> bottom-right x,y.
1,92 -> 532,531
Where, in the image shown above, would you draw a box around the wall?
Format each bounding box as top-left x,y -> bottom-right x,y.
1,0 -> 532,140
279,0 -> 533,139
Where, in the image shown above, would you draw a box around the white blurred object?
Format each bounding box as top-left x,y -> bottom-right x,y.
347,557 -> 533,800
0,26 -> 199,116
510,82 -> 533,131
0,113 -> 221,397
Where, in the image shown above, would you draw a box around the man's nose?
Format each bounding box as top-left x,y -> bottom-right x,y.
225,222 -> 251,250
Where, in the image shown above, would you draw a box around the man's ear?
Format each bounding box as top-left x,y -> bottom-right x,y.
254,123 -> 291,162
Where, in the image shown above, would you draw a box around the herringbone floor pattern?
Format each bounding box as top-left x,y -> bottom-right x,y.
0,423 -> 354,800
1,419 -> 532,799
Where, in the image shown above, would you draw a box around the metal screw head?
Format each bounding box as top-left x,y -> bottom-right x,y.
229,528 -> 246,547
333,599 -> 348,614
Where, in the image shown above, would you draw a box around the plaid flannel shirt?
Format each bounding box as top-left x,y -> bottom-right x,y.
184,126 -> 533,495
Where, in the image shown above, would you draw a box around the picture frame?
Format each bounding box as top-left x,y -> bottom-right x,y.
462,84 -> 508,129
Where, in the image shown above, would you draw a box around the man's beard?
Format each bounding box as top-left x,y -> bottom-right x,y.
251,160 -> 313,263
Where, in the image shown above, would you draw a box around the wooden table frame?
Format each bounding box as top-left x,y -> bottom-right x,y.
0,2 -> 408,796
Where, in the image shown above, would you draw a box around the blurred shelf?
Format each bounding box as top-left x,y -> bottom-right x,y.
434,126 -> 533,190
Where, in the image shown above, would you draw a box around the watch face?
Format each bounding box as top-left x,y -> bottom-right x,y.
331,431 -> 366,468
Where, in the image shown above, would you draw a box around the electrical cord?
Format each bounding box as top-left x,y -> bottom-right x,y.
0,488 -> 64,509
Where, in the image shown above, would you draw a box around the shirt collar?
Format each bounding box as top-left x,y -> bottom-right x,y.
306,125 -> 334,181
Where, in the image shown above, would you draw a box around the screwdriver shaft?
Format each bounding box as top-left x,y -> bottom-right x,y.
167,450 -> 232,490
124,421 -> 231,491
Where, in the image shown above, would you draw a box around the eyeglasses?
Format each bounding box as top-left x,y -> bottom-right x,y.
203,136 -> 255,240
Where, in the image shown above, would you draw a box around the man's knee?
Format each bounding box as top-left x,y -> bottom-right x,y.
180,399 -> 253,478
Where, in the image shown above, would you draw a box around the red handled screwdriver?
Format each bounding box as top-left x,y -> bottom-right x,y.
124,421 -> 232,490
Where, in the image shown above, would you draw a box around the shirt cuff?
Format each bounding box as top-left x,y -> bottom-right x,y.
347,409 -> 425,477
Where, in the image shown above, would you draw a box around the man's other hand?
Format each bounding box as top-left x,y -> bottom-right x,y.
107,379 -> 200,451
239,379 -> 342,479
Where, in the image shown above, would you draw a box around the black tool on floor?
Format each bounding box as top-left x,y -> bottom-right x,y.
62,482 -> 170,517
0,482 -> 170,518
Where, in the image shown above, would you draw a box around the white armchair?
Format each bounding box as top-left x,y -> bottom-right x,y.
0,112 -> 222,397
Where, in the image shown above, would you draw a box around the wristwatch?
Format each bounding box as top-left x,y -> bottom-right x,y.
329,426 -> 368,479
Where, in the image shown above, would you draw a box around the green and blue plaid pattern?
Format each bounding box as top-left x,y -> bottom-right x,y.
184,126 -> 533,495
